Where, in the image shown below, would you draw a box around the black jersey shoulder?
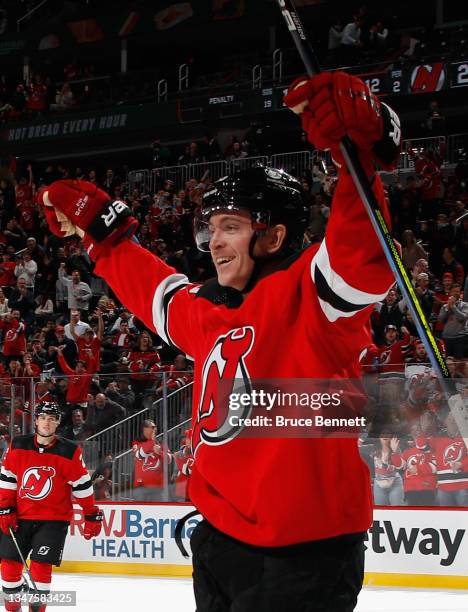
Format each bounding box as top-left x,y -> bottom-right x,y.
11,435 -> 78,460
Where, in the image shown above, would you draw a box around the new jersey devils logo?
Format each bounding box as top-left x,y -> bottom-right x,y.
141,454 -> 161,472
444,443 -> 463,466
19,466 -> 56,500
192,327 -> 254,455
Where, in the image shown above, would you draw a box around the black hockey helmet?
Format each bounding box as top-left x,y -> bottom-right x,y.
195,165 -> 309,252
35,401 -> 61,421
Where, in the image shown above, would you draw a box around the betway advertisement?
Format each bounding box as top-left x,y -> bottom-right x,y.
63,505 -> 468,581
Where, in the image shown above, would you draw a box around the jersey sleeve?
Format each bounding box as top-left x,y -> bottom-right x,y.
93,239 -> 198,358
0,445 -> 18,505
67,446 -> 95,511
309,172 -> 394,327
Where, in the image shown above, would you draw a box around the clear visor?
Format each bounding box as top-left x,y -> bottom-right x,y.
194,206 -> 270,252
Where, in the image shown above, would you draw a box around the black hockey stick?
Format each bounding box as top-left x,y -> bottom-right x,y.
276,0 -> 468,442
9,527 -> 38,591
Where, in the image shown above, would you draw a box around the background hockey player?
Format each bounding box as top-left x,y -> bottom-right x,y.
39,69 -> 400,611
0,401 -> 103,612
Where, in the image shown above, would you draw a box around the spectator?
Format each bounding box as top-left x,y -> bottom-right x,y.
373,288 -> 404,343
45,323 -> 77,371
391,428 -> 437,506
56,346 -> 92,411
0,287 -> 10,318
64,309 -> 91,340
368,19 -> 389,52
151,137 -> 171,167
0,309 -> 26,361
105,377 -> 136,413
432,413 -> 468,506
58,265 -> 92,316
401,229 -> 428,271
412,272 -> 434,320
26,74 -> 48,116
327,19 -> 343,65
101,169 -> 120,193
340,15 -> 364,63
14,252 -> 38,291
0,253 -> 16,289
109,309 -> 137,333
172,428 -> 193,502
70,308 -> 103,374
131,419 -> 172,501
437,284 -> 468,358
60,407 -> 89,442
372,433 -> 404,506
111,320 -> 135,353
441,247 -> 465,286
92,462 -> 113,500
86,392 -> 126,435
34,293 -> 54,324
50,82 -> 74,112
425,100 -> 446,136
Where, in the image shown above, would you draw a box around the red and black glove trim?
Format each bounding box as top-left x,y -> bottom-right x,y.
86,199 -> 135,243
84,509 -> 104,523
0,507 -> 15,516
372,101 -> 402,170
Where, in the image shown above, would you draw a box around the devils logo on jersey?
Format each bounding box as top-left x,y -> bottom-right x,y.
19,466 -> 56,500
141,453 -> 161,472
444,443 -> 463,466
192,326 -> 254,455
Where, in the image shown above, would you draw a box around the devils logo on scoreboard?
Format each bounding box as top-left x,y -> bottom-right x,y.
19,466 -> 56,500
192,326 -> 254,455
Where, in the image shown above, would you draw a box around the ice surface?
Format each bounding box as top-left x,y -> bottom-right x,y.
52,573 -> 468,611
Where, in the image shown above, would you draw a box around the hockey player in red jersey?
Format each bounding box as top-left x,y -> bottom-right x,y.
0,401 -> 103,612
39,70 -> 400,610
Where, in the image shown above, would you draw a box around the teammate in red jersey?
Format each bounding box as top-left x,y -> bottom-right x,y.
39,70 -> 401,610
0,401 -> 102,612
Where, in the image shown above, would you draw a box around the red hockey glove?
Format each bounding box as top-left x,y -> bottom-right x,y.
284,71 -> 401,171
38,180 -> 138,253
0,507 -> 18,535
83,506 -> 103,540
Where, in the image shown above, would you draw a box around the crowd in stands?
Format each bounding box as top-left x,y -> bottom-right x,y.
0,122 -> 467,504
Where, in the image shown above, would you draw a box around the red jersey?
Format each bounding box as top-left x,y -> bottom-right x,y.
132,439 -> 172,488
0,435 -> 95,521
1,319 -> 26,356
173,447 -> 193,500
0,261 -> 16,286
378,332 -> 412,377
26,83 -> 48,111
431,436 -> 468,491
392,441 -> 437,492
129,349 -> 160,381
76,335 -> 101,373
15,184 -> 33,207
17,202 -> 36,231
58,354 -> 92,403
94,171 -> 394,546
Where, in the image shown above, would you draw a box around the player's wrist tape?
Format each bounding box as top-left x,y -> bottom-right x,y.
372,102 -> 401,168
0,507 -> 15,515
86,200 -> 133,242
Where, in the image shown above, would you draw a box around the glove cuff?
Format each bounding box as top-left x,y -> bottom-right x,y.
0,507 -> 15,516
372,102 -> 402,170
84,506 -> 103,522
87,200 -> 138,243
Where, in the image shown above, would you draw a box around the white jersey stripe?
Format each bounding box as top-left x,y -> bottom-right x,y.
68,473 -> 91,488
311,240 -> 389,306
151,274 -> 189,344
72,485 -> 94,498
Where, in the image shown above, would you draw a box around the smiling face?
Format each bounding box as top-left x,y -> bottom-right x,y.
208,212 -> 256,291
